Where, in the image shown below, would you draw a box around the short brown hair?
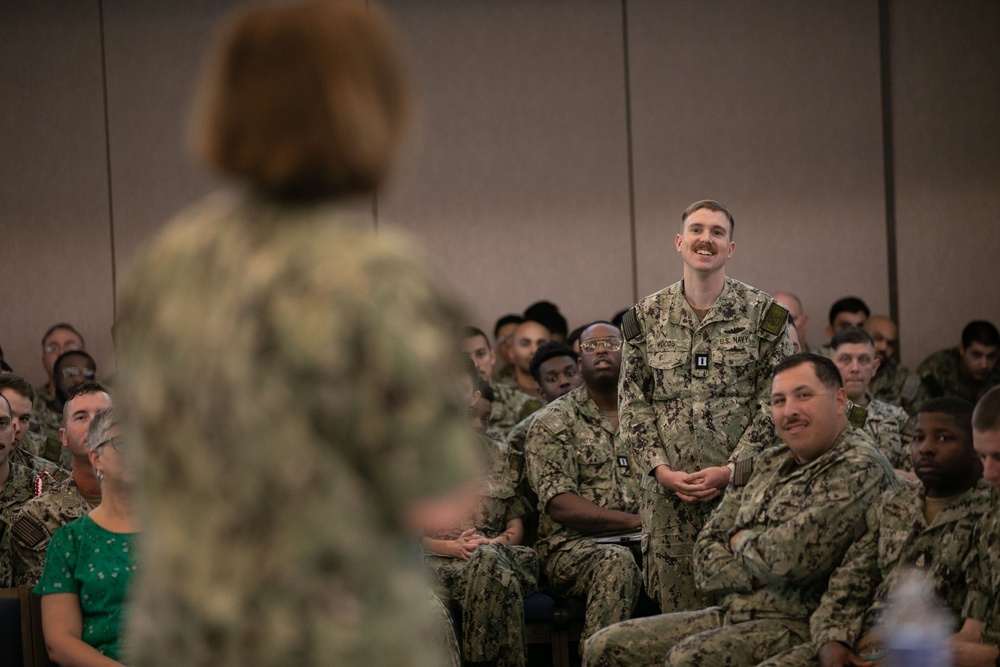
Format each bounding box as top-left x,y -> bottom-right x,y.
973,386 -> 1000,433
681,199 -> 735,238
195,0 -> 411,200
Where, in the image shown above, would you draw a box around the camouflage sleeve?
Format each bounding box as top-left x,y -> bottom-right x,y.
691,482 -> 755,595
618,310 -> 668,476
962,511 -> 997,623
523,414 -> 578,511
10,506 -> 50,588
809,499 -> 883,649
728,305 -> 793,465
729,451 -> 893,589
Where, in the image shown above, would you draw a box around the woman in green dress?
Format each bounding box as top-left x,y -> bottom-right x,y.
36,407 -> 136,666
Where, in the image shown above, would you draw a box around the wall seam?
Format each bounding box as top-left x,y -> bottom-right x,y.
98,0 -> 118,318
621,0 -> 638,305
878,0 -> 899,327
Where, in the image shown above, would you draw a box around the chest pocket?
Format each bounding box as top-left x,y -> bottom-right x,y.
575,436 -> 617,498
715,341 -> 759,397
647,348 -> 687,401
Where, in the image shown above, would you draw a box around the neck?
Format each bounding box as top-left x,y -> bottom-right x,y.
850,392 -> 869,407
91,485 -> 137,532
587,384 -> 619,415
682,271 -> 726,311
514,368 -> 541,396
71,458 -> 103,498
0,460 -> 9,488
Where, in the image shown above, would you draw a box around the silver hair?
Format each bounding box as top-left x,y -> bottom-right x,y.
87,406 -> 118,452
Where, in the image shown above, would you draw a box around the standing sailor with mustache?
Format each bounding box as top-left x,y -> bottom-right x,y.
618,199 -> 794,613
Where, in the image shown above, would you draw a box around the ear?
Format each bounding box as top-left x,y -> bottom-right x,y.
675,233 -> 683,252
834,386 -> 848,414
727,241 -> 735,258
88,447 -> 101,472
827,324 -> 835,339
60,427 -> 68,449
872,355 -> 881,374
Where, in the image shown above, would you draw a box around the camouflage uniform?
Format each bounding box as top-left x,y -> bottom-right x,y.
582,427 -> 897,667
0,462 -> 38,586
22,425 -> 70,469
10,477 -> 94,586
491,381 -> 544,437
9,447 -> 71,482
115,191 -> 478,667
505,412 -> 541,544
619,277 -> 792,612
869,358 -> 925,414
525,386 -> 642,647
426,431 -> 539,667
757,478 -> 994,666
859,396 -> 913,471
27,389 -> 71,467
963,490 -> 1000,646
917,347 -> 1000,406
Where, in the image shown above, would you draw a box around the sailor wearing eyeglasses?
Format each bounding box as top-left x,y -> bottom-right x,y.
525,321 -> 643,653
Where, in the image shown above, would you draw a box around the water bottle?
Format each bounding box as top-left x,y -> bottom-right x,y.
882,569 -> 953,667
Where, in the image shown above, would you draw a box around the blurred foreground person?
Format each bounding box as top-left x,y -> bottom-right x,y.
116,2 -> 477,666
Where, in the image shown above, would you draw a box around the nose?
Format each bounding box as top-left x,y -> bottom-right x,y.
985,459 -> 1000,486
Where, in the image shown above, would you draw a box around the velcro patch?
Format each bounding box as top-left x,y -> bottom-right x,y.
536,411 -> 566,435
848,405 -> 868,429
901,375 -> 921,401
761,301 -> 789,337
621,307 -> 643,342
11,515 -> 47,549
732,458 -> 754,487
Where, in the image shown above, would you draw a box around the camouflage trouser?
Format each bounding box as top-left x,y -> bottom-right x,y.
640,486 -> 714,613
545,538 -> 642,652
583,606 -> 809,667
428,591 -> 462,667
755,642 -> 816,666
428,543 -> 539,667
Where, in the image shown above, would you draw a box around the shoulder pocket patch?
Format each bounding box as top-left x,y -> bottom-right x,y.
621,307 -> 643,342
761,301 -> 789,337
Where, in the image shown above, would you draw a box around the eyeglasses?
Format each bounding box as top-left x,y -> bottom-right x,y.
579,337 -> 624,354
95,436 -> 124,452
61,367 -> 96,379
44,343 -> 81,355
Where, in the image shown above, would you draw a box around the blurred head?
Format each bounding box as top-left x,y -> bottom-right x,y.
973,386 -> 1000,490
41,323 -> 84,384
770,354 -> 847,463
462,327 -> 495,384
786,318 -> 802,354
773,292 -> 808,346
0,395 -> 12,466
0,372 -> 34,448
826,297 -> 870,339
88,406 -> 131,488
958,320 -> 1000,383
865,315 -> 898,366
196,0 -> 410,200
530,342 -> 581,402
511,320 -> 551,376
829,327 -> 879,403
492,315 -> 523,372
910,397 -> 979,498
54,350 -> 98,405
523,301 -> 568,342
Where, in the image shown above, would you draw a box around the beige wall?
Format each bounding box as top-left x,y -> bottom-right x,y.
1,0 -> 998,381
